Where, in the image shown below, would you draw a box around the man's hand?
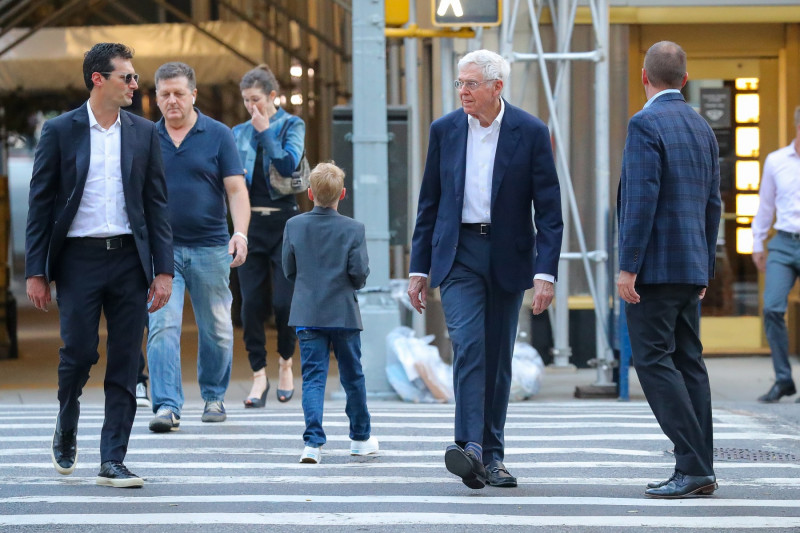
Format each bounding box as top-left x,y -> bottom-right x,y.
26,276 -> 51,311
229,234 -> 248,268
531,279 -> 554,315
698,287 -> 707,300
407,276 -> 428,314
147,273 -> 173,313
250,106 -> 270,133
617,270 -> 640,304
752,251 -> 766,273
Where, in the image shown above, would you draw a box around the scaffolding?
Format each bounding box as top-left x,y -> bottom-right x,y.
500,0 -> 615,394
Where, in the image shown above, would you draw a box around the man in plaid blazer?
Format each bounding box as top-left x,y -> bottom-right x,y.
617,41 -> 721,499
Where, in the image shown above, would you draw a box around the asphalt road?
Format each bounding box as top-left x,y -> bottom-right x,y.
2,398 -> 800,532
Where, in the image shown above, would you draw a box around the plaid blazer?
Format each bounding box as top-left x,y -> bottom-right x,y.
618,92 -> 721,285
231,107 -> 305,188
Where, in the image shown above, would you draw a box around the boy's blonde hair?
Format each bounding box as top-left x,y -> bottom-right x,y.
309,162 -> 345,207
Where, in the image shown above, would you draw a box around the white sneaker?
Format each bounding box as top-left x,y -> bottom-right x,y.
350,436 -> 379,456
299,445 -> 321,464
135,383 -> 151,409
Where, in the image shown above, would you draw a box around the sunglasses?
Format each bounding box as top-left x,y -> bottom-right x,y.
100,72 -> 140,84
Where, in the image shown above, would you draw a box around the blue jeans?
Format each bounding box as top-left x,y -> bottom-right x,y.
147,245 -> 233,415
764,232 -> 800,385
298,328 -> 370,446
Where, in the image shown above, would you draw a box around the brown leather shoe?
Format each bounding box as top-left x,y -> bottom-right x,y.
486,460 -> 517,487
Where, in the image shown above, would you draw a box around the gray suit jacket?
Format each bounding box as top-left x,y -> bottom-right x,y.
282,206 -> 369,329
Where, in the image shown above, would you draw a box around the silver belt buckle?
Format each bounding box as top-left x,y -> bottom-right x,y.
479,224 -> 489,235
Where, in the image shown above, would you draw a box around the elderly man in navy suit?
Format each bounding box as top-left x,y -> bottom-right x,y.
26,43 -> 173,488
408,49 -> 563,489
618,41 -> 721,499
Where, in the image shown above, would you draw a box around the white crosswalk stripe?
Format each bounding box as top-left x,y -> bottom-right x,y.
1,401 -> 799,530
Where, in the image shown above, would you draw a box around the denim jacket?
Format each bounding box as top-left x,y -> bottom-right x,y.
231,107 -> 306,189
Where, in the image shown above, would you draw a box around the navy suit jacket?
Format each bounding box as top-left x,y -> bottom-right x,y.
282,206 -> 369,329
25,103 -> 173,284
409,100 -> 563,293
618,92 -> 721,285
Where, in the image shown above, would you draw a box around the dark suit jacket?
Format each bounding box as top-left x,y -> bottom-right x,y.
282,206 -> 369,329
409,100 -> 563,292
25,103 -> 173,284
618,92 -> 721,285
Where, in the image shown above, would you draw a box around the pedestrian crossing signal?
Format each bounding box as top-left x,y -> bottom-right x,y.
432,0 -> 502,27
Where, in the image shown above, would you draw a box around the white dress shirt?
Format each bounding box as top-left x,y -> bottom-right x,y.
461,99 -> 504,223
643,88 -> 681,109
66,102 -> 132,238
752,142 -> 800,253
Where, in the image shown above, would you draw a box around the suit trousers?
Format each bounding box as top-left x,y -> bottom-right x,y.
440,229 -> 524,464
625,283 -> 714,476
54,238 -> 148,463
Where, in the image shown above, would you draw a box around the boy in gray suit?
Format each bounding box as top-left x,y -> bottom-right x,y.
282,162 -> 379,464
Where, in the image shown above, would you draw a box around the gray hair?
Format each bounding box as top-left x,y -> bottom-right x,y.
795,106 -> 800,129
155,62 -> 196,91
457,49 -> 510,88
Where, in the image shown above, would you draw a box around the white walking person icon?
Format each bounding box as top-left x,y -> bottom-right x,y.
437,0 -> 464,17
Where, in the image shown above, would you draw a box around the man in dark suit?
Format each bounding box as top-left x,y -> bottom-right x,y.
25,42 -> 173,488
408,49 -> 562,489
618,40 -> 721,499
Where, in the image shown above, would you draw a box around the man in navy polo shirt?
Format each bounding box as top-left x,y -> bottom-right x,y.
147,62 -> 250,432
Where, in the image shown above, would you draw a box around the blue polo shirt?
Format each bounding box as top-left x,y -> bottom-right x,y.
156,109 -> 244,246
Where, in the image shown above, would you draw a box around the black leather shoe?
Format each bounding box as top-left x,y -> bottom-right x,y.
51,427 -> 77,475
645,471 -> 717,498
444,445 -> 486,489
758,382 -> 797,403
96,460 -> 144,488
486,460 -> 517,487
647,470 -> 677,489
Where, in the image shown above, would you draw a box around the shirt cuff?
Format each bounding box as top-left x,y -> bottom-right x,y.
534,273 -> 555,284
409,273 -> 428,279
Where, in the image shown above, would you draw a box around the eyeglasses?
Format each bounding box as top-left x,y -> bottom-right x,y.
100,72 -> 139,84
454,79 -> 497,91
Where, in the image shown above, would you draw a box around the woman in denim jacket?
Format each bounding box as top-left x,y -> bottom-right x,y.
232,64 -> 306,407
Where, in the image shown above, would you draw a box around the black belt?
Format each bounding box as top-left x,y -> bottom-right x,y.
461,223 -> 491,235
778,230 -> 800,241
66,234 -> 135,250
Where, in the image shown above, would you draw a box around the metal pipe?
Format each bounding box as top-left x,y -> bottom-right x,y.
592,0 -> 614,386
513,51 -> 603,62
405,0 -> 425,337
263,0 -> 350,59
552,0 -> 573,368
0,0 -> 87,59
525,0 -> 612,354
151,0 -> 260,66
440,38 -> 455,113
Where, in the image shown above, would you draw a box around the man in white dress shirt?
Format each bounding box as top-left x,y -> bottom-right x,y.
25,43 -> 173,487
407,49 -> 562,489
752,106 -> 800,403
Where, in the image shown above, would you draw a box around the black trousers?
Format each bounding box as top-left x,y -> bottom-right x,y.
238,212 -> 297,372
625,283 -> 714,477
54,238 -> 148,463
